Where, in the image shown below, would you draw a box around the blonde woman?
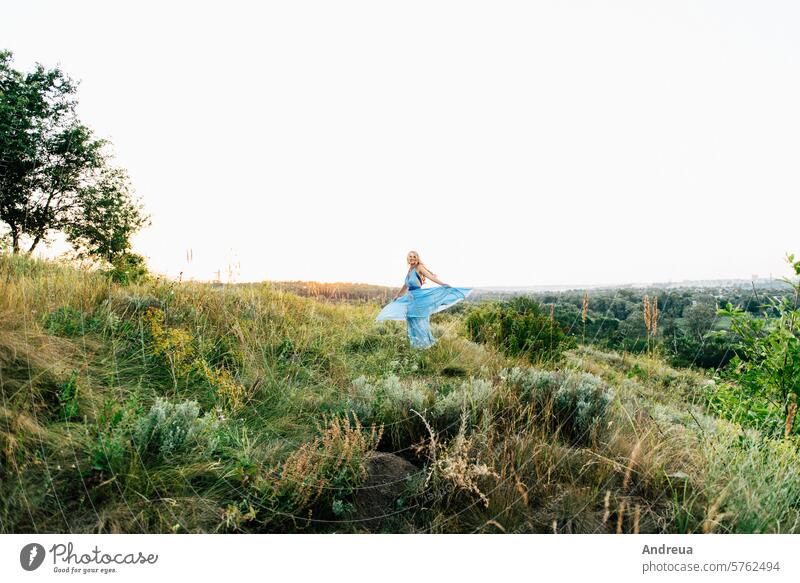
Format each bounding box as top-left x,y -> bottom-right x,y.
375,251 -> 472,348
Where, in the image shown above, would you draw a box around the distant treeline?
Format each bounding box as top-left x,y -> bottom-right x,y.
473,285 -> 795,370
231,281 -> 396,304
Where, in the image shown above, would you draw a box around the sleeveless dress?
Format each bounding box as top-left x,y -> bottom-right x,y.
375,266 -> 472,348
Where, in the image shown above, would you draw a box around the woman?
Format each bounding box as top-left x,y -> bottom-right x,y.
375,251 -> 472,349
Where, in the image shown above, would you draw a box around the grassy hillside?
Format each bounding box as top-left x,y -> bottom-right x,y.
1,254 -> 798,533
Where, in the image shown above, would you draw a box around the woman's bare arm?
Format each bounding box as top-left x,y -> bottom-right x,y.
418,265 -> 449,287
394,283 -> 408,300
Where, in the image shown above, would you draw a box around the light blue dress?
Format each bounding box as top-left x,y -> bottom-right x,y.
375,266 -> 472,349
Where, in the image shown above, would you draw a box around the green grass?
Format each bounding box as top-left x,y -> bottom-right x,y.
1,253 -> 798,533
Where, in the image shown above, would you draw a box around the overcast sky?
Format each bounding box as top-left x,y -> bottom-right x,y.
2,1 -> 798,287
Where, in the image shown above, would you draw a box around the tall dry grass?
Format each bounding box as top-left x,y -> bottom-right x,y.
2,253 -> 798,533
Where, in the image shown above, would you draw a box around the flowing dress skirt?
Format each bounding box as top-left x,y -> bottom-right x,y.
376,286 -> 472,348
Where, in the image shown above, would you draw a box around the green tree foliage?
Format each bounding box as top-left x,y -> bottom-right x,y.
107,251 -> 149,284
475,285 -> 785,367
668,330 -> 735,370
684,299 -> 718,340
464,296 -> 574,363
64,166 -> 148,262
715,254 -> 800,435
617,309 -> 649,353
0,50 -> 149,263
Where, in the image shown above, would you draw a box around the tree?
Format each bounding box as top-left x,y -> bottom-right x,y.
64,166 -> 148,262
617,310 -> 648,353
684,298 -> 718,340
0,50 -> 148,260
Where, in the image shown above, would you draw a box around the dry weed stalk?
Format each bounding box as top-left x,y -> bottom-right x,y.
412,409 -> 498,508
274,412 -> 383,510
602,490 -> 612,524
643,295 -> 658,352
410,408 -> 438,489
786,393 -> 798,439
623,438 -> 643,491
702,490 -> 729,534
484,520 -> 506,533
513,469 -> 529,506
652,298 -> 658,336
582,292 -> 589,323
616,500 -> 627,534
582,291 -> 589,343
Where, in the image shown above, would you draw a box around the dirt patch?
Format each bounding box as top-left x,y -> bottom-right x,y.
352,451 -> 421,531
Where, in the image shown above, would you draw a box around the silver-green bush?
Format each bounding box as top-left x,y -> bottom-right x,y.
131,397 -> 220,462
504,367 -> 613,445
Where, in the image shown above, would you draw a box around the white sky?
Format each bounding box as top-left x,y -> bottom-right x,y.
2,1 -> 798,287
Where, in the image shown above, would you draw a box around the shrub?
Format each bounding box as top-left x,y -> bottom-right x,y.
90,396 -> 142,474
464,297 -> 574,364
411,413 -> 498,510
130,397 -> 221,463
504,367 -> 613,445
379,375 -> 427,419
58,371 -> 82,421
265,413 -> 382,518
433,377 -> 494,426
106,252 -> 149,284
669,331 -> 736,370
143,307 -> 247,411
42,306 -> 95,337
346,376 -> 376,422
346,374 -> 428,426
714,254 -> 800,436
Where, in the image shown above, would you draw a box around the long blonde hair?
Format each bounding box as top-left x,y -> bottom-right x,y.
408,250 -> 435,285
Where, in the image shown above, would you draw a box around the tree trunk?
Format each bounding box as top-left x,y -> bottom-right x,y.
27,232 -> 43,255
11,229 -> 20,254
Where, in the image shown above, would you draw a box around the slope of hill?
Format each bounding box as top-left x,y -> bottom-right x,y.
1,254 -> 798,533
